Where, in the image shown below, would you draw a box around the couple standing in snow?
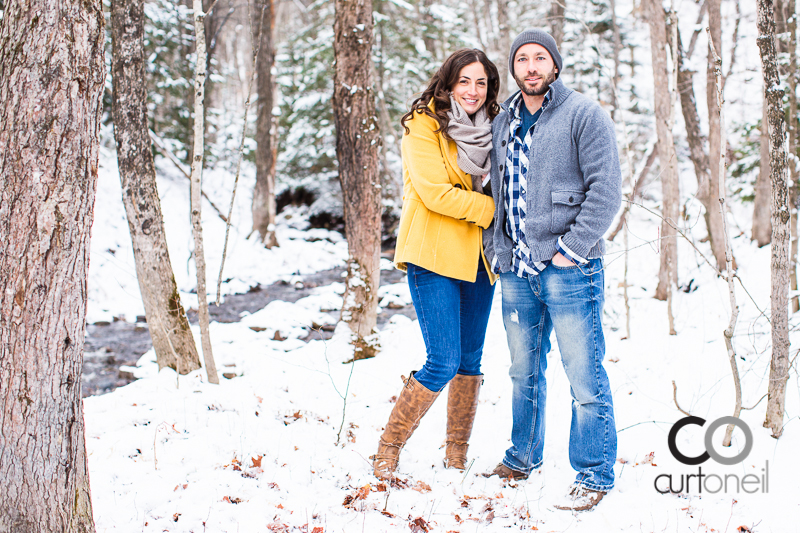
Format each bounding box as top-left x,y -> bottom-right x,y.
369,29 -> 622,512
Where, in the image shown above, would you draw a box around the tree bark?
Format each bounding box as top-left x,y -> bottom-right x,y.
550,0 -> 566,49
0,0 -> 104,529
670,18 -> 732,271
701,0 -> 729,272
757,0 -> 791,438
419,0 -> 437,61
753,88 -> 773,246
786,0 -> 798,313
646,0 -> 679,311
333,0 -> 382,359
671,26 -> 710,200
252,0 -> 279,248
496,0 -> 511,99
111,0 -> 202,375
709,29 -> 742,449
190,0 -> 220,384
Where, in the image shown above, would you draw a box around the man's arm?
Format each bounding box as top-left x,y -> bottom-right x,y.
557,104 -> 622,262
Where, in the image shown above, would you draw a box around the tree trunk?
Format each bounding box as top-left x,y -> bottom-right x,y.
647,0 -> 679,309
702,0 -> 729,271
371,41 -> 403,235
669,18 -> 731,271
190,0 -> 220,384
549,0 -> 566,49
671,26 -> 710,199
753,89 -> 773,246
333,0 -> 382,359
0,0 -> 104,529
610,0 -> 621,120
111,0 -> 202,375
252,0 -> 279,248
786,0 -> 798,313
419,0 -> 437,61
496,0 -> 511,99
757,0 -> 791,438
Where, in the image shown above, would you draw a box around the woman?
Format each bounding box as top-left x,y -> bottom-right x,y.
372,49 -> 501,480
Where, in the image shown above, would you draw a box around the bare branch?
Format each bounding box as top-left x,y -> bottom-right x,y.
672,380 -> 692,416
148,129 -> 228,223
215,3 -> 267,305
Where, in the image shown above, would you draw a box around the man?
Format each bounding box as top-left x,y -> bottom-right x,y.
484,29 -> 621,512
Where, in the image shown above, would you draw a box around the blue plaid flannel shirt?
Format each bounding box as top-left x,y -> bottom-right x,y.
495,90 -> 552,277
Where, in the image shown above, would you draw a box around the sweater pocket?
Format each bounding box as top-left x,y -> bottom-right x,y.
550,190 -> 585,235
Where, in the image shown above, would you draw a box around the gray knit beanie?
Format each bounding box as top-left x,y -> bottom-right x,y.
508,29 -> 563,77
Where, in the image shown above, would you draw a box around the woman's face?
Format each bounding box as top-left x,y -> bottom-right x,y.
451,61 -> 488,115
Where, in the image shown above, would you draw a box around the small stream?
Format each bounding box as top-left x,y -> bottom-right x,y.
82,267 -> 415,397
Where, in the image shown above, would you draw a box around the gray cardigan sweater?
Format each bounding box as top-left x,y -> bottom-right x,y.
484,78 -> 622,272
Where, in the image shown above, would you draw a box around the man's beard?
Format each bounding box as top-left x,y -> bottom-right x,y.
514,66 -> 557,96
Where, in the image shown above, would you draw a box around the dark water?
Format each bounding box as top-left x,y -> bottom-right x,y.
82,267 -> 415,397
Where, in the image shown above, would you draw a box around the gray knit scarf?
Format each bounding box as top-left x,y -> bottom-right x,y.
446,94 -> 492,194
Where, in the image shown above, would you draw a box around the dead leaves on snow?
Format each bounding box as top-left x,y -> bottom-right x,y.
408,516 -> 430,532
281,409 -> 328,426
343,484 -> 372,508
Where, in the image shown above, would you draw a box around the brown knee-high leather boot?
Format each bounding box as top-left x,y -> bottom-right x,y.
372,374 -> 440,480
443,374 -> 482,470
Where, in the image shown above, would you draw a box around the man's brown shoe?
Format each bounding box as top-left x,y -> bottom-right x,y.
443,374 -> 482,470
553,484 -> 606,511
371,373 -> 440,480
482,463 -> 528,480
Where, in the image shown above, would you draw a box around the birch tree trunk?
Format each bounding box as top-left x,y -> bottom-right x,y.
190,0 -> 220,383
647,0 -> 679,314
753,89 -> 773,246
333,0 -> 382,359
703,0 -> 728,271
757,0 -> 791,438
252,0 -> 279,248
111,0 -> 202,374
0,0 -> 104,528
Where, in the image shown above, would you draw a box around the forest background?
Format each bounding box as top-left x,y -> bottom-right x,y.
1,0 -> 799,531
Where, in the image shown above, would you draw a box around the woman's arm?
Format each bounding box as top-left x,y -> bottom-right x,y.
402,113 -> 494,229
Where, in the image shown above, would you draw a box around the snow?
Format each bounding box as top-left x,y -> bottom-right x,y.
84,154 -> 800,531
88,147 -> 348,324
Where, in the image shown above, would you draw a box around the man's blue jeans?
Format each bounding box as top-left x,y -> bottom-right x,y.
499,258 -> 616,491
406,262 -> 494,392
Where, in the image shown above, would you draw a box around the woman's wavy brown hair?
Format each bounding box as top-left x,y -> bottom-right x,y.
401,49 -> 501,139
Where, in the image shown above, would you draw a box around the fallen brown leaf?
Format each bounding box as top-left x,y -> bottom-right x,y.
408,517 -> 430,532
413,481 -> 431,493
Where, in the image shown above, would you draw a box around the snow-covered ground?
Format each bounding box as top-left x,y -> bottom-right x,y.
84,145 -> 800,532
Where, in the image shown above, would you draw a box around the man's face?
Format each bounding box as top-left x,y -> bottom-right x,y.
513,43 -> 558,97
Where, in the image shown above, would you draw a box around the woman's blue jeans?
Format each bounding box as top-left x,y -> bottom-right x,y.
406,261 -> 494,393
499,258 -> 616,491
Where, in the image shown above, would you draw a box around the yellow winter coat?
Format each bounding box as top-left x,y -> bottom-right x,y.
394,103 -> 496,283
